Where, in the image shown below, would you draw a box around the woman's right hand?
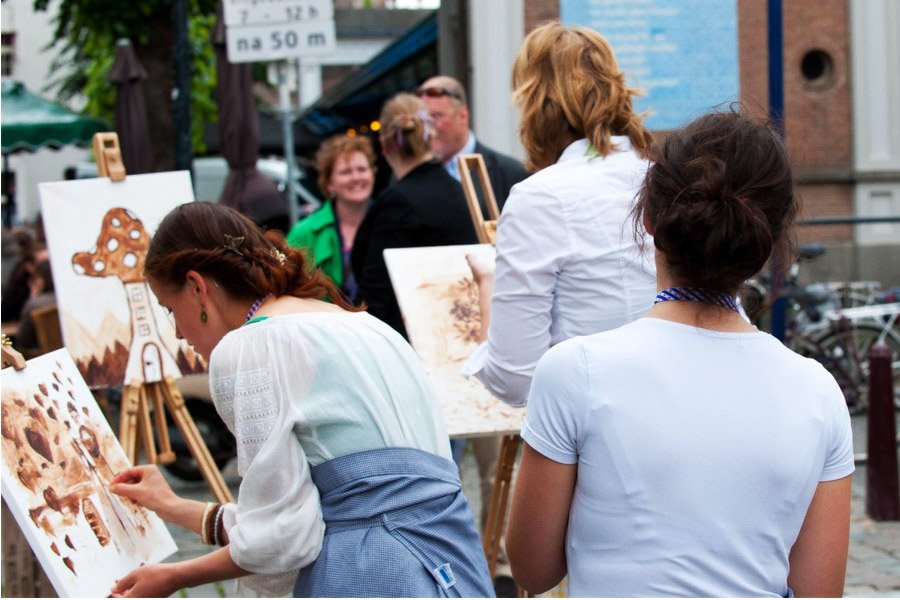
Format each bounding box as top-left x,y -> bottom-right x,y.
109,464 -> 179,521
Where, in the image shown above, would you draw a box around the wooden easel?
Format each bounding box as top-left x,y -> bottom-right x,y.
457,154 -> 524,581
458,154 -> 500,245
93,132 -> 127,181
92,133 -> 233,504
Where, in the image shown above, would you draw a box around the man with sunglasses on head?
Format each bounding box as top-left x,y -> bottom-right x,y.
416,76 -> 528,212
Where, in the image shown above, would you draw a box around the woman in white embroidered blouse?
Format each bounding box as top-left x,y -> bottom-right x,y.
461,21 -> 658,407
107,202 -> 493,598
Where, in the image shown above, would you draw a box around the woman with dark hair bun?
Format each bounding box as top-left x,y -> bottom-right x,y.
107,202 -> 493,598
507,110 -> 853,597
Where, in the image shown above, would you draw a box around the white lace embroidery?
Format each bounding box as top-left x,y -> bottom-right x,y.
211,374 -> 236,433
230,368 -> 278,473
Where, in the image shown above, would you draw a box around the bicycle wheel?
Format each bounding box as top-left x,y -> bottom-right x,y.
798,322 -> 900,415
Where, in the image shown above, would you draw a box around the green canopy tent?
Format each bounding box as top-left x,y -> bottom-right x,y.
1,80 -> 108,154
1,81 -> 108,225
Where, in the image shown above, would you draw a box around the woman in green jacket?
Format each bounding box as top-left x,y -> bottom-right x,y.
286,135 -> 376,303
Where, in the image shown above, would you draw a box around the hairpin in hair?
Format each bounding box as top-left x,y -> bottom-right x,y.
270,248 -> 286,265
224,234 -> 245,256
416,110 -> 433,142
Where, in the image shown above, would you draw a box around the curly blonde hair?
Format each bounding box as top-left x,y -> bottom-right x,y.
379,93 -> 432,161
512,21 -> 653,171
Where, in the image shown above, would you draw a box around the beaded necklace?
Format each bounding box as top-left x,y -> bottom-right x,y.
654,286 -> 739,314
244,294 -> 272,323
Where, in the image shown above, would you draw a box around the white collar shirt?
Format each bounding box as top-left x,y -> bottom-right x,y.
461,137 -> 657,407
444,131 -> 477,181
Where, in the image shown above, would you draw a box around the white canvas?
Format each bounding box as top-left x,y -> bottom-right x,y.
384,244 -> 525,437
39,172 -> 205,387
0,349 -> 177,598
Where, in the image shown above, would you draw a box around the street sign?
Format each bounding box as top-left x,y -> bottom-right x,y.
223,0 -> 334,27
224,0 -> 336,63
226,20 -> 336,63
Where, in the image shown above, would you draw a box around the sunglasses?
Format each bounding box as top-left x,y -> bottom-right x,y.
415,86 -> 463,101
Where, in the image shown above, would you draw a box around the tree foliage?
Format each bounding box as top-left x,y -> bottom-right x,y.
34,0 -> 219,159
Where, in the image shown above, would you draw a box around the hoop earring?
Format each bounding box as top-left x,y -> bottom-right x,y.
200,307 -> 208,324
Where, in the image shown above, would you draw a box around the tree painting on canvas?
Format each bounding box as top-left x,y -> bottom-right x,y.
0,349 -> 177,597
39,172 -> 205,387
384,244 -> 525,437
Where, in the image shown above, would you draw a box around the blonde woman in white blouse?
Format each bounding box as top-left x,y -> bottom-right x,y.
462,21 -> 658,407
107,202 -> 493,598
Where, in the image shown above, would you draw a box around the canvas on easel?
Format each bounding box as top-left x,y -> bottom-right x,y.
39,133 -> 233,504
384,244 -> 525,439
39,170 -> 203,388
0,349 -> 177,598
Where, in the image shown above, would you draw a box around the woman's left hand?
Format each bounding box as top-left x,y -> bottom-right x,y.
466,253 -> 495,342
465,253 -> 495,287
109,562 -> 181,598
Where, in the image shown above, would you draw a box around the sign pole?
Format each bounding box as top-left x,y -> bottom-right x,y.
278,59 -> 300,225
223,0 -> 336,226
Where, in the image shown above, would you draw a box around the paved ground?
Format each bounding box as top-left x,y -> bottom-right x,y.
845,416 -> 900,597
162,414 -> 900,597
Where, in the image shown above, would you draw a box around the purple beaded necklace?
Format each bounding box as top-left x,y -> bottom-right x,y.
244,294 -> 272,323
654,286 -> 739,313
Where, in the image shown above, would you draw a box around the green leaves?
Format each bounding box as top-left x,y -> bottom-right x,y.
34,0 -> 219,156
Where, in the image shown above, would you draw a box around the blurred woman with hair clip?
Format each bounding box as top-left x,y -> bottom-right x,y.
507,110 -> 853,597
107,202 -> 493,598
351,92 -> 477,339
462,21 -> 658,408
285,134 -> 376,304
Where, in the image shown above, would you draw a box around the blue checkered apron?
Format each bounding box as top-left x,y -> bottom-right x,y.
293,447 -> 495,597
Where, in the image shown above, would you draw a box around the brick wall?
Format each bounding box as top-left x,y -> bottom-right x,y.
737,0 -> 769,119
738,0 -> 853,243
783,0 -> 852,171
524,0 -> 559,32
796,183 -> 853,244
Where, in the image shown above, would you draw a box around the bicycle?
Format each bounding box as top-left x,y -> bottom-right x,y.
742,243 -> 900,414
788,303 -> 900,414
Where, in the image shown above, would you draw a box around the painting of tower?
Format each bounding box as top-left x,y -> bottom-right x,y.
38,171 -> 205,387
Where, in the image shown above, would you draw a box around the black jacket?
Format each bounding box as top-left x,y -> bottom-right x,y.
474,141 -> 529,212
351,160 -> 478,339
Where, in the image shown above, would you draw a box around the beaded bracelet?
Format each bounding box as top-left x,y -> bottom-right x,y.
212,504 -> 226,547
206,503 -> 221,546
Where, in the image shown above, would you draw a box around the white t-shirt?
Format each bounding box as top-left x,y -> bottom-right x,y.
209,311 -> 451,595
523,318 -> 855,598
462,137 -> 656,407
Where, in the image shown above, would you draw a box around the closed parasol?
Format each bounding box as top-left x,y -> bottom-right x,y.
212,1 -> 288,233
107,39 -> 152,174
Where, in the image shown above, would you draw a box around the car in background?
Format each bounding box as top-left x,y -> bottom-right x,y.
73,155 -> 323,216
